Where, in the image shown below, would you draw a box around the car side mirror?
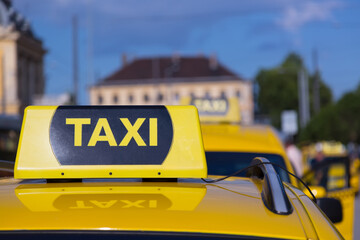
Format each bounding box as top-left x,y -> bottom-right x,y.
317,197 -> 343,223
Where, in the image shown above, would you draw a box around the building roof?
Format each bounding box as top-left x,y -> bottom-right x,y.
98,56 -> 243,86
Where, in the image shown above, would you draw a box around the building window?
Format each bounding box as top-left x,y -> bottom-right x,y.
205,91 -> 210,98
236,90 -> 241,98
128,94 -> 134,103
144,94 -> 149,102
157,92 -> 163,102
113,95 -> 118,104
98,95 -> 103,104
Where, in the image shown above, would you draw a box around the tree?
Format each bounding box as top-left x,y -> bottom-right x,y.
299,104 -> 342,141
255,53 -> 333,128
300,88 -> 360,143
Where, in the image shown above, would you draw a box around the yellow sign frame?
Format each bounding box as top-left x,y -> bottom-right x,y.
14,106 -> 207,179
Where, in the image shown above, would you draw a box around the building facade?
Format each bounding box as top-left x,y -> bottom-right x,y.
0,0 -> 46,115
89,55 -> 253,124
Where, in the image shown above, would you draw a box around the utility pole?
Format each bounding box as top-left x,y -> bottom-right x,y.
72,15 -> 78,105
0,52 -> 5,114
298,68 -> 310,128
312,49 -> 320,113
86,2 -> 94,86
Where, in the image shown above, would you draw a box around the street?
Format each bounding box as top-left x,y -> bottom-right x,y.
354,194 -> 360,239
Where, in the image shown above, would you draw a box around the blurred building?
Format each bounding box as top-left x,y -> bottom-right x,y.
89,55 -> 253,124
0,0 -> 46,115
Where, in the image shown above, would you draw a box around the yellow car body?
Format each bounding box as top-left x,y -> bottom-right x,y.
0,175 -> 343,239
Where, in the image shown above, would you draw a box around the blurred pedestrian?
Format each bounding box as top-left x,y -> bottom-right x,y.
311,142 -> 325,167
347,142 -> 358,161
285,136 -> 303,177
310,142 -> 327,188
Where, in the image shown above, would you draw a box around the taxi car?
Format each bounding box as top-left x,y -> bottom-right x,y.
202,123 -> 298,186
0,106 -> 345,239
181,96 -> 297,185
302,141 -> 359,194
302,142 -> 357,239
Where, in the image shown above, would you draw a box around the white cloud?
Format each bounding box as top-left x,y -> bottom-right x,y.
277,1 -> 342,32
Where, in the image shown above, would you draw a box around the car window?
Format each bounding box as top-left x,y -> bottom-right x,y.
205,152 -> 291,183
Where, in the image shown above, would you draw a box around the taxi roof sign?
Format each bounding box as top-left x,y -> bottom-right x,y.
180,96 -> 241,123
15,106 -> 207,179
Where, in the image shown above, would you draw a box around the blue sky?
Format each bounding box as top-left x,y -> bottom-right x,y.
13,0 -> 360,104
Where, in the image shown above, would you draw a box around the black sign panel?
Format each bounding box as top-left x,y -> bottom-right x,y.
50,106 -> 173,165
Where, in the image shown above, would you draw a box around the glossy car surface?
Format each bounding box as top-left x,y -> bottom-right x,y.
0,176 -> 343,240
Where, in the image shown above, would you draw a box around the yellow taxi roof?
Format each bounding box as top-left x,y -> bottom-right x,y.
201,124 -> 286,155
0,177 -> 330,239
302,141 -> 347,158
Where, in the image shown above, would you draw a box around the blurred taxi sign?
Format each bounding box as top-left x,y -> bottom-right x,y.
15,106 -> 207,179
180,96 -> 241,123
15,184 -> 206,212
319,142 -> 346,155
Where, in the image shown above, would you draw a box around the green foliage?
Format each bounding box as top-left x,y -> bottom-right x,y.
300,89 -> 360,143
255,53 -> 333,128
299,104 -> 342,141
